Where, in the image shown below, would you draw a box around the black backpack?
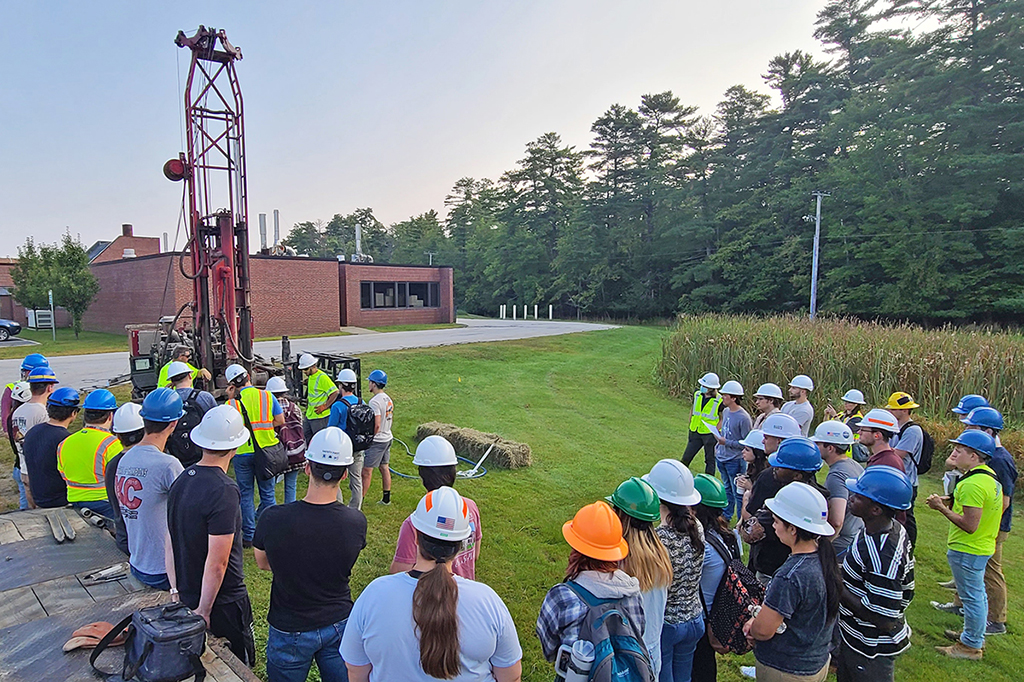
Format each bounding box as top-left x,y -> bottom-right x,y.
705,532 -> 765,655
342,397 -> 376,452
165,390 -> 204,467
900,421 -> 935,475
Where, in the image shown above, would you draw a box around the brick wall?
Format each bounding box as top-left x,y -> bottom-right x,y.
249,256 -> 340,337
91,236 -> 162,263
82,254 -> 191,334
0,259 -> 72,328
339,263 -> 455,327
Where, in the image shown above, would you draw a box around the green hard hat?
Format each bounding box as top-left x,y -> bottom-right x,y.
606,477 -> 661,522
693,473 -> 728,509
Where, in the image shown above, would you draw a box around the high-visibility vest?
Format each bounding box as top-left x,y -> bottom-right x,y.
845,410 -> 865,440
57,426 -> 123,502
689,391 -> 722,434
229,386 -> 279,455
157,361 -> 199,388
305,370 -> 337,419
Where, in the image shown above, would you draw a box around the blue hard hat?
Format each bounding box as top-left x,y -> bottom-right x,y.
368,369 -> 388,387
949,430 -> 996,459
21,353 -> 49,371
47,387 -> 80,407
962,406 -> 1004,432
846,465 -> 913,511
768,436 -> 823,472
83,389 -> 117,412
27,366 -> 58,384
140,387 -> 185,422
952,394 -> 989,415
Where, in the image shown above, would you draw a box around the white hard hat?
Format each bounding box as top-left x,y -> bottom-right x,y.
739,429 -> 765,451
412,435 -> 458,466
306,426 -> 354,467
265,376 -> 288,394
698,372 -> 721,389
720,380 -> 744,396
642,459 -> 702,506
761,413 -> 802,440
765,481 -> 834,536
753,383 -> 784,400
810,420 -> 855,446
336,368 -> 357,383
789,374 -> 815,391
112,402 -> 144,434
190,404 -> 250,450
859,408 -> 899,433
841,389 -> 866,405
225,363 -> 248,383
166,361 -> 192,381
411,486 -> 473,541
298,353 -> 317,370
10,381 -> 31,403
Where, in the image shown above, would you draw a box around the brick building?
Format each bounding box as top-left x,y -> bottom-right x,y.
86,224 -> 161,263
0,258 -> 72,328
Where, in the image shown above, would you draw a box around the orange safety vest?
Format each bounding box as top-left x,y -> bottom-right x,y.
229,386 -> 279,455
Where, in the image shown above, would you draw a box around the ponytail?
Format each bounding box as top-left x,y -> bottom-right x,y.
792,526 -> 842,620
663,501 -> 704,554
412,532 -> 462,679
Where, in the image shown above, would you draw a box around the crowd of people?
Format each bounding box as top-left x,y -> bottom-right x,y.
0,355 -> 1016,682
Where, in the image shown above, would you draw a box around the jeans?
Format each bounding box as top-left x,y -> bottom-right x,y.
716,458 -> 746,521
948,549 -> 991,650
266,619 -> 348,682
659,616 -> 704,682
234,455 -> 277,542
682,433 -> 717,476
283,470 -> 299,504
73,499 -> 115,519
954,530 -> 1008,623
13,467 -> 27,510
130,566 -> 171,591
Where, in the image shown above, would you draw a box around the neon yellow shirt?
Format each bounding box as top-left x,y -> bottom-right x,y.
157,361 -> 199,388
948,464 -> 1002,556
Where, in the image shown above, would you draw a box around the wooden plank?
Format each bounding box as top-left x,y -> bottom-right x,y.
0,587 -> 45,629
207,637 -> 262,682
80,576 -> 127,601
0,517 -> 23,544
0,529 -> 125,592
9,511 -> 51,540
32,577 -> 95,614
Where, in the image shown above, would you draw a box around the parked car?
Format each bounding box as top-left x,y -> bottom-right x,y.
0,319 -> 22,341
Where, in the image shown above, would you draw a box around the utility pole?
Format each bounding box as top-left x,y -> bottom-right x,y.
809,191 -> 830,320
424,251 -> 436,265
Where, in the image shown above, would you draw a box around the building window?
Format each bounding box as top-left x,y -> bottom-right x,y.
360,281 -> 441,309
360,282 -> 372,309
373,282 -> 397,308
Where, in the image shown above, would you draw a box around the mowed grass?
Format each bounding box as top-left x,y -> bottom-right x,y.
0,326 -> 1021,680
0,328 -> 125,360
365,322 -> 465,333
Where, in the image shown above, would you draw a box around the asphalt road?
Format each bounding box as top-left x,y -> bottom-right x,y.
0,318 -> 617,389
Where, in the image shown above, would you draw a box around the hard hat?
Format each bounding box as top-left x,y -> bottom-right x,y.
20,353 -> 48,371
412,435 -> 458,467
606,477 -> 661,522
761,413 -> 802,440
753,383 -> 784,400
140,387 -> 185,422
561,500 -> 628,561
840,389 -> 866,405
411,486 -> 473,542
190,404 -> 250,450
693,473 -> 728,509
47,387 -> 80,407
83,389 -> 117,412
336,368 -> 358,383
225,363 -> 248,383
949,430 -> 995,459
165,361 -> 192,381
789,374 -> 815,391
265,376 -> 288,394
739,429 -> 765,451
642,459 -> 702,506
10,382 -> 31,403
368,369 -> 388,387
720,380 -> 744,396
27,366 -> 58,384
858,409 -> 899,433
698,372 -> 721,389
962,406 -> 1004,431
768,437 -> 823,471
884,392 -> 920,410
765,481 -> 834,536
297,353 -> 317,370
845,465 -> 913,511
952,394 -> 989,415
112,403 -> 144,434
306,426 -> 354,467
810,420 -> 855,446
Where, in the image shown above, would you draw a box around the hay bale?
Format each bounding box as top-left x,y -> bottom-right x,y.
416,421 -> 532,469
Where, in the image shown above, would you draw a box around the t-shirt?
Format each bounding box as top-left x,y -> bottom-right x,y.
948,465 -> 1002,556
369,392 -> 393,442
781,401 -> 814,437
825,458 -> 866,556
700,530 -> 736,612
253,500 -> 367,632
755,552 -> 833,676
341,572 -> 522,682
988,446 -> 1017,532
715,407 -> 752,462
305,370 -> 338,420
176,387 -> 217,414
327,394 -> 359,431
890,423 -> 923,487
22,423 -> 70,508
116,444 -> 184,575
167,465 -> 247,605
11,402 -> 48,470
394,497 -> 482,579
105,451 -> 129,556
865,447 -> 905,472
656,522 -> 704,624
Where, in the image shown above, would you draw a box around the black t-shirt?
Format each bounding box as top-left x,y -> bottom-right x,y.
22,423 -> 70,508
167,465 -> 247,606
746,469 -> 831,577
253,500 -> 367,632
105,451 -> 129,556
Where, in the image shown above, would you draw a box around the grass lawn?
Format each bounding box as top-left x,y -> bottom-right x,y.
365,322 -> 466,333
254,331 -> 352,342
0,325 -> 1020,681
0,329 -> 125,360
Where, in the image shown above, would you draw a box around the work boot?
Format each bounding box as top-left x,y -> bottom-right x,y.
936,641 -> 983,660
931,600 -> 964,616
944,629 -> 962,641
938,578 -> 957,590
987,622 -> 1007,635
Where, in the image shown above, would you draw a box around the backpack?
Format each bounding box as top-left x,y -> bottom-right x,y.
705,532 -> 765,655
278,400 -> 306,465
341,397 -> 376,452
564,581 -> 655,682
165,390 -> 204,467
900,421 -> 935,475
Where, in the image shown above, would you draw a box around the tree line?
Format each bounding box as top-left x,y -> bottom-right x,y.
285,1 -> 1024,323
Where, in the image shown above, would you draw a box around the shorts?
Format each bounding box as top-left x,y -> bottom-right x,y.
363,439 -> 392,468
209,595 -> 256,668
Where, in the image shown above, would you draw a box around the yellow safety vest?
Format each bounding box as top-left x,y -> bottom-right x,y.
305,370 -> 337,419
229,386 -> 279,455
157,361 -> 200,388
57,426 -> 123,502
689,391 -> 722,434
845,410 -> 865,440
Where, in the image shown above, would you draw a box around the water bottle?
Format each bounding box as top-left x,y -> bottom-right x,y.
555,640 -> 595,682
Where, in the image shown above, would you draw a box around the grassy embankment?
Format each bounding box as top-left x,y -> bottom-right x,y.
0,329 -> 125,360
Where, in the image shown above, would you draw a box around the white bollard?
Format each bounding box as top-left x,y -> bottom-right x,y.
534,304 -> 538,319
549,304 -> 553,320
512,305 -> 516,320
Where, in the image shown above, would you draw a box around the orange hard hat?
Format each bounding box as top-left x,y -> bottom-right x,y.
562,501 -> 629,561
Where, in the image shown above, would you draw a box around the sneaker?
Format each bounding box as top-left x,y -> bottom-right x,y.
931,600 -> 964,616
987,622 -> 1007,635
938,578 -> 957,590
740,666 -> 756,679
944,629 -> 962,642
936,641 -> 983,660
377,499 -> 391,506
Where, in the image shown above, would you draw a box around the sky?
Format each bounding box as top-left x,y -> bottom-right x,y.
0,1 -> 828,255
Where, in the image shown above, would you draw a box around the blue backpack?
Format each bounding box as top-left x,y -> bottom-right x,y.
565,581 -> 656,682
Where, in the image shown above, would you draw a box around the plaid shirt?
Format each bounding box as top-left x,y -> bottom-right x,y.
535,580 -> 647,661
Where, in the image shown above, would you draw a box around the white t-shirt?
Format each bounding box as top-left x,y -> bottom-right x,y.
781,400 -> 814,436
369,392 -> 393,442
341,572 -> 522,682
11,402 -> 48,470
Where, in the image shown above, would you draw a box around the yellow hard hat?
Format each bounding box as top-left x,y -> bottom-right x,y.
885,392 -> 920,410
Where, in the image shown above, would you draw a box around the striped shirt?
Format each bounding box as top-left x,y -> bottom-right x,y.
839,521 -> 914,658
